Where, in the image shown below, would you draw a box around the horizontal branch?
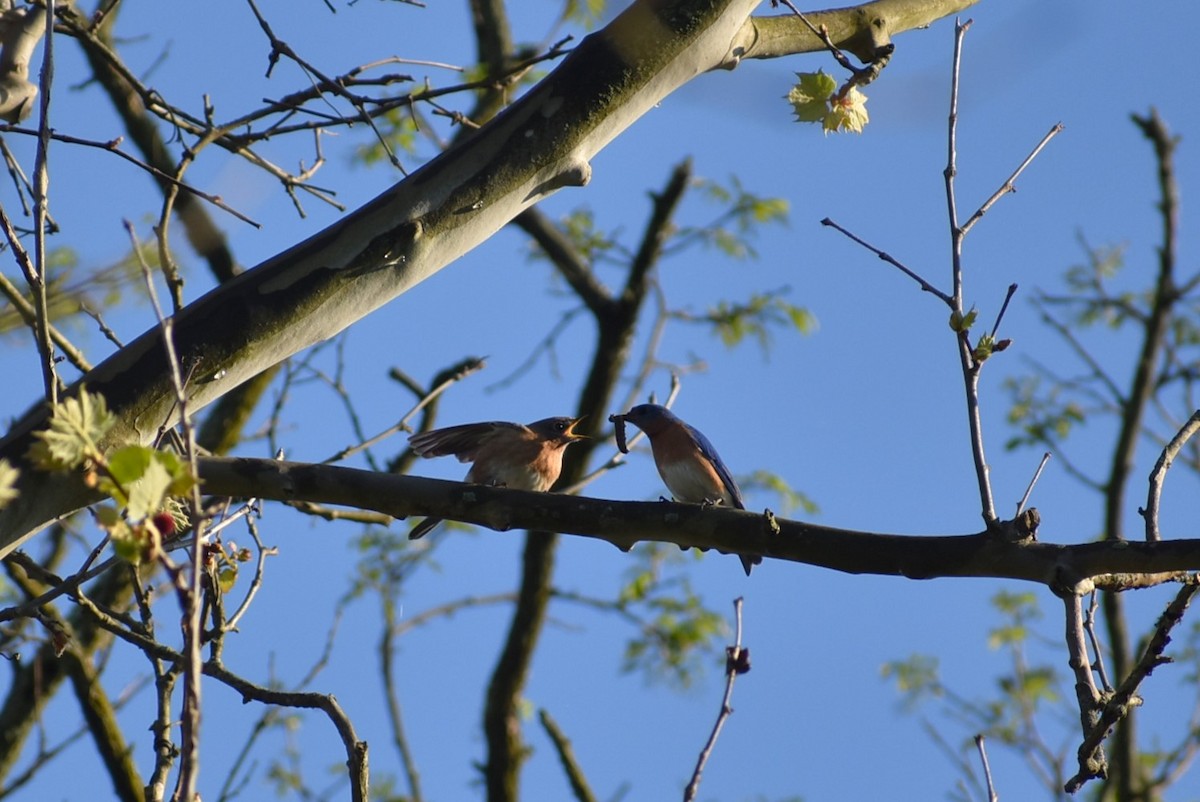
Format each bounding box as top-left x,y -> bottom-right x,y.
196,457 -> 1200,585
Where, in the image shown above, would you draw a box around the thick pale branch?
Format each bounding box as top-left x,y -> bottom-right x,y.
0,4 -> 45,123
195,456 -> 1200,583
735,0 -> 979,65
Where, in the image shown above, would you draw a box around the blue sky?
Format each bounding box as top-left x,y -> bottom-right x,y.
2,1 -> 1199,800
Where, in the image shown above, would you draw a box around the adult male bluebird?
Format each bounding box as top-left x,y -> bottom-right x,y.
610,404 -> 760,575
406,416 -> 587,539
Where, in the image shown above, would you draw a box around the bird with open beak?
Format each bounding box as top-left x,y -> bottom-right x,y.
406,416 -> 587,539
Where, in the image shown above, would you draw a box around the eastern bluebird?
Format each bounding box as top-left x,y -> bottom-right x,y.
610,404 -> 760,575
406,416 -> 587,539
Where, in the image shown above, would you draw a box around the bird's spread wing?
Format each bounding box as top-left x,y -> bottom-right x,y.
684,423 -> 745,509
409,421 -> 528,462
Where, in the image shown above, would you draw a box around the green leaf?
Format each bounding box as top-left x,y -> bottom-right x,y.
619,569 -> 652,604
112,536 -> 145,564
788,71 -> 837,123
98,446 -> 196,522
992,590 -> 1040,618
788,72 -> 870,134
218,567 -> 238,594
1003,376 -> 1091,451
353,108 -> 418,165
680,291 -> 815,352
949,307 -> 978,333
95,503 -> 123,529
124,457 -> 176,523
744,195 -> 789,225
27,388 -> 116,470
825,86 -> 870,134
153,450 -> 198,497
97,504 -> 145,564
561,0 -> 606,28
0,459 -> 17,510
881,654 -> 943,706
616,544 -> 726,687
103,445 -> 153,506
987,624 -> 1027,650
742,469 -> 818,516
974,332 -> 996,362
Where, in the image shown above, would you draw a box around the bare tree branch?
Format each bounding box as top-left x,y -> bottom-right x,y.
192,455 -> 1200,582
538,709 -> 599,802
684,597 -> 748,802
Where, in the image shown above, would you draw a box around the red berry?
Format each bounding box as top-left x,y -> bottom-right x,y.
151,511 -> 176,537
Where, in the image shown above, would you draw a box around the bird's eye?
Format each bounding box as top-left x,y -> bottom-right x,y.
556,422 -> 567,431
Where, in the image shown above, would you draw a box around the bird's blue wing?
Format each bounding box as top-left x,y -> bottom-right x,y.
683,423 -> 745,509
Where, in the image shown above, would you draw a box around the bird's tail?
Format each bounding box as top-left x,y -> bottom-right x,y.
408,517 -> 442,540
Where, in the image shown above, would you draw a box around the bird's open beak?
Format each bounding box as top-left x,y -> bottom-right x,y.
565,416 -> 589,441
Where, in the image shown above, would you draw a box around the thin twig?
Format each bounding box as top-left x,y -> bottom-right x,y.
683,597 -> 749,802
1015,452 -> 1051,515
0,249 -> 91,372
821,217 -> 951,306
1062,592 -> 1106,789
323,356 -> 486,465
942,19 -> 996,525
539,709 -> 599,802
30,0 -> 57,404
1066,582 -> 1200,793
379,596 -> 425,802
960,123 -> 1065,238
974,734 -> 999,802
220,504 -> 273,633
990,282 -> 1018,338
1083,590 -> 1113,693
944,17 -> 969,307
484,306 -> 586,392
0,124 -> 262,227
1031,296 -> 1126,405
131,219 -> 209,802
1143,409 -> 1200,541
218,603 -> 349,801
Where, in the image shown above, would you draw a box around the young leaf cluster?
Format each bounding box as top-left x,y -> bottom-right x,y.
787,70 -> 869,135
677,291 -> 815,351
25,388 -> 194,562
618,544 -> 727,688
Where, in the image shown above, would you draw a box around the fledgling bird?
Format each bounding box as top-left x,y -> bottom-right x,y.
406,416 -> 587,539
611,404 -> 760,575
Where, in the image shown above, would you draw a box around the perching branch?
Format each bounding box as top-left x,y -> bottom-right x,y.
191,455 -> 1200,583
